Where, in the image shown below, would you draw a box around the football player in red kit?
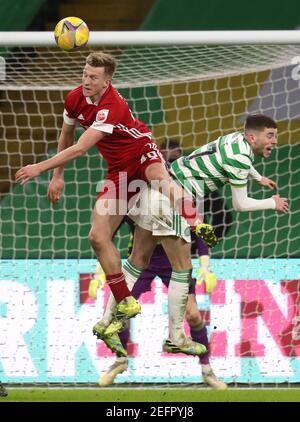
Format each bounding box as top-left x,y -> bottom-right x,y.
15,52 -> 168,316
16,52 -> 216,357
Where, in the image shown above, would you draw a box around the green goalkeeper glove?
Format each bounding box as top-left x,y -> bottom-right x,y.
88,263 -> 106,299
194,223 -> 218,248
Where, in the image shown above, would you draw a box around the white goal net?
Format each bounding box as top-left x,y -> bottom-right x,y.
0,32 -> 300,385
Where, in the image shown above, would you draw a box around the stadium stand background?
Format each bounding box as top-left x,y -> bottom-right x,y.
0,0 -> 299,259
142,0 -> 300,30
0,0 -> 45,31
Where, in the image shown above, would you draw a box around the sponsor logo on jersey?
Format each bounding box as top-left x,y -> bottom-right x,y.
96,109 -> 109,124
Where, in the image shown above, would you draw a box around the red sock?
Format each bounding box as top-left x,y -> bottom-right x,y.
106,272 -> 131,303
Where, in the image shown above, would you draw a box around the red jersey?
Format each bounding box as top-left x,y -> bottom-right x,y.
63,84 -> 153,172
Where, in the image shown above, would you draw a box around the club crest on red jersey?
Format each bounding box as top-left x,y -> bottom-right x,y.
96,109 -> 109,124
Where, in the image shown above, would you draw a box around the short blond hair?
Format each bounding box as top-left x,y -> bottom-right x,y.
86,52 -> 117,77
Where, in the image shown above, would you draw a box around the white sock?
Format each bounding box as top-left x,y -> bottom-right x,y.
101,294 -> 117,326
123,259 -> 143,290
116,357 -> 128,364
168,269 -> 191,344
201,364 -> 212,375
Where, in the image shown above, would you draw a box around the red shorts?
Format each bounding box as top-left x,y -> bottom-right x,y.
96,140 -> 165,202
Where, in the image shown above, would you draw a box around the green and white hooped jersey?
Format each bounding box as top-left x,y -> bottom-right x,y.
170,131 -> 255,199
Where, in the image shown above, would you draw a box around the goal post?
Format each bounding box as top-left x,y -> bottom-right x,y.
0,31 -> 300,385
1,30 -> 300,45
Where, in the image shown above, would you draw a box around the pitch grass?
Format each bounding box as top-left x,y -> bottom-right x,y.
2,388 -> 300,402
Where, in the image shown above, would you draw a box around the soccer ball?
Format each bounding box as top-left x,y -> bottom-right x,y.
54,17 -> 89,50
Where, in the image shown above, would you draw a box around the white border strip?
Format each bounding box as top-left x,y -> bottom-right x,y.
1,30 -> 300,46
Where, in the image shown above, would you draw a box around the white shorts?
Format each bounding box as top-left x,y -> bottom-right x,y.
128,186 -> 191,243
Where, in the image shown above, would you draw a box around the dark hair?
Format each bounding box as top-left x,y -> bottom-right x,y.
160,138 -> 181,151
245,114 -> 277,131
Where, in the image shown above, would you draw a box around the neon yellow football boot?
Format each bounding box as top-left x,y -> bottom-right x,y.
92,321 -> 127,357
163,338 -> 207,356
104,319 -> 128,337
115,295 -> 141,320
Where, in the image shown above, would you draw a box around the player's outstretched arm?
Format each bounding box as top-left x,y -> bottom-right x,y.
15,128 -> 104,185
231,185 -> 288,213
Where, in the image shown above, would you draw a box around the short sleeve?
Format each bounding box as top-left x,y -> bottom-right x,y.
63,92 -> 76,125
63,108 -> 76,125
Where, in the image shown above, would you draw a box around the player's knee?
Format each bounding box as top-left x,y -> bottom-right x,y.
185,309 -> 202,327
88,230 -> 107,250
129,251 -> 150,269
